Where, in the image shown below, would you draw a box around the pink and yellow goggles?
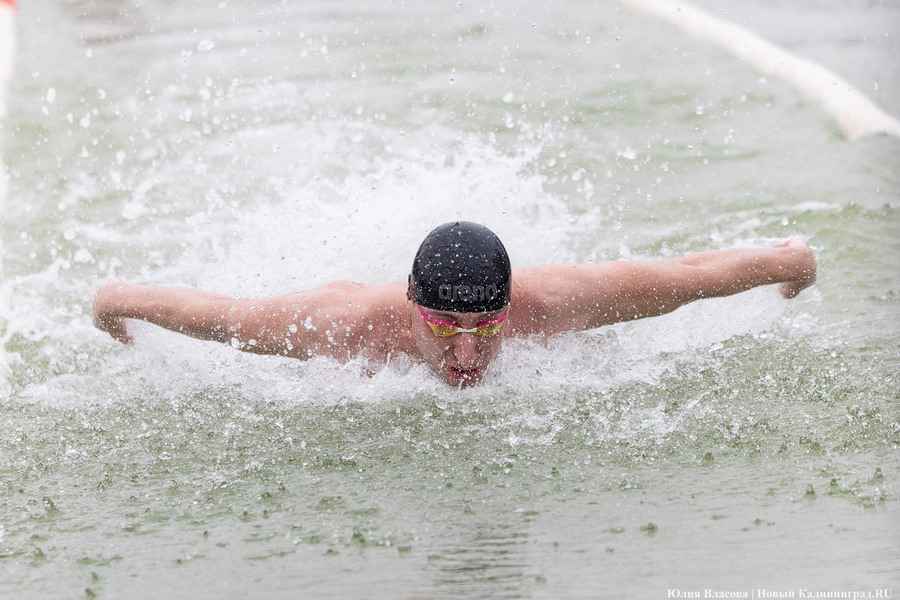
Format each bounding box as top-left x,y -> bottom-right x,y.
418,306 -> 507,338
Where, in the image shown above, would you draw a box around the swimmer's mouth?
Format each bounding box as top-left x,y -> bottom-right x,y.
447,366 -> 481,381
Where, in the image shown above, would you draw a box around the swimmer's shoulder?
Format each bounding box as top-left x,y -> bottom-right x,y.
508,265 -> 604,337
284,279 -> 405,305
319,279 -> 406,307
507,267 -> 558,336
305,280 -> 413,355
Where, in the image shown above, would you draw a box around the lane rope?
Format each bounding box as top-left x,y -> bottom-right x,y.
0,0 -> 13,119
618,0 -> 900,139
0,0 -> 14,398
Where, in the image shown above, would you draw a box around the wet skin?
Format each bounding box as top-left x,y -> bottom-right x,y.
91,237 -> 817,387
408,304 -> 507,387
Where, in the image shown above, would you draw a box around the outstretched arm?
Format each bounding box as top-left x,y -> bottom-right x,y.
91,278 -> 409,361
509,236 -> 817,335
92,279 -> 231,346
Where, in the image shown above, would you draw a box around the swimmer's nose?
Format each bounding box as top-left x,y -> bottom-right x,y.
453,333 -> 480,368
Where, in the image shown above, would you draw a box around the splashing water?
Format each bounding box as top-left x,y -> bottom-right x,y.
1,0 -> 898,597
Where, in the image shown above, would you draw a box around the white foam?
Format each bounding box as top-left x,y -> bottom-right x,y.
151,131 -> 579,296
4,123 -> 821,411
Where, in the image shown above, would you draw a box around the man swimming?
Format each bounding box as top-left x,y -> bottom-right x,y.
92,222 -> 817,387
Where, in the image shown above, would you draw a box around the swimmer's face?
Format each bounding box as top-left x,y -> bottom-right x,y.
410,303 -> 507,387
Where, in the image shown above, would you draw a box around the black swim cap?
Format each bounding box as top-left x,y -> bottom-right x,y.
409,222 -> 511,313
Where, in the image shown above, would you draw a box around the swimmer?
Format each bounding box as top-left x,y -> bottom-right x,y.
92,222 -> 817,387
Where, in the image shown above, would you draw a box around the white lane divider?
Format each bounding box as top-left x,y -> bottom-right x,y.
0,0 -> 15,398
618,0 -> 900,139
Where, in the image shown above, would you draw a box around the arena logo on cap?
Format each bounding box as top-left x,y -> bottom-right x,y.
438,283 -> 499,303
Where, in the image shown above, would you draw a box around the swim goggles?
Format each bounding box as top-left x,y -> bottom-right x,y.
418,306 -> 507,338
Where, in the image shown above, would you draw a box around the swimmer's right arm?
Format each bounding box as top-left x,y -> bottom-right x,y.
91,278 -> 405,360
92,278 -> 257,348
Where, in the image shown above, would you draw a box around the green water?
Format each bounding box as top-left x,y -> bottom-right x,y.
1,0 -> 898,597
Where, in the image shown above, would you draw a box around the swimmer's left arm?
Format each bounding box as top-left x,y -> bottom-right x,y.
510,236 -> 817,334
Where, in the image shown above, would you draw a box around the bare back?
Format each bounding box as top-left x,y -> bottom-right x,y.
224,281 -> 413,362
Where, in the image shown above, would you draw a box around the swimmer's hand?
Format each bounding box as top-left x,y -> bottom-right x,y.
772,236 -> 817,299
92,278 -> 135,344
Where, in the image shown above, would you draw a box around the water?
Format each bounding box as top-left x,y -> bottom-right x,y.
1,0 -> 898,597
